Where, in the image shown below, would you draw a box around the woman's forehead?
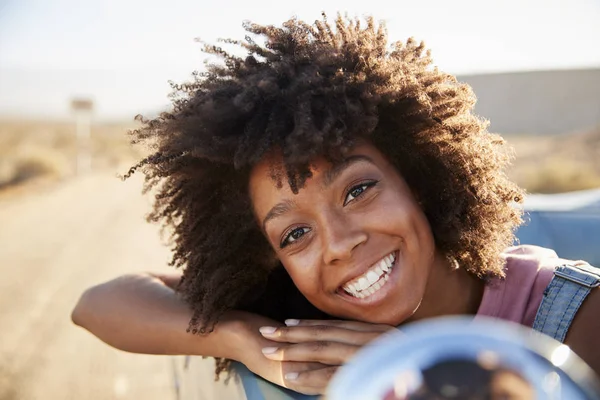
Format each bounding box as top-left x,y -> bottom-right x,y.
248,143 -> 393,217
249,142 -> 384,191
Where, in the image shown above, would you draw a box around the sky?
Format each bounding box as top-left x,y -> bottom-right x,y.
0,0 -> 599,120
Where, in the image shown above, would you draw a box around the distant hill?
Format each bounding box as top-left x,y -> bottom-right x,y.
458,68 -> 600,135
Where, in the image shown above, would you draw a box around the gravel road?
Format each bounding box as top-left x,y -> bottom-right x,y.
0,173 -> 177,400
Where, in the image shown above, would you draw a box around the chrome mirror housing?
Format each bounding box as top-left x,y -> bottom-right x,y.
328,317 -> 600,400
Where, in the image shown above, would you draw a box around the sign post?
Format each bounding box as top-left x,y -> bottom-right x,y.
70,98 -> 94,175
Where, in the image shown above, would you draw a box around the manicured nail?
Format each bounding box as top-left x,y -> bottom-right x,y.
285,319 -> 300,326
261,347 -> 278,355
285,372 -> 299,381
259,326 -> 277,335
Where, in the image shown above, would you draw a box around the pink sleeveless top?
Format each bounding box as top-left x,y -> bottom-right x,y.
476,245 -> 568,327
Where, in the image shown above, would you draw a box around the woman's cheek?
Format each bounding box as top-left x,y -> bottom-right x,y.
285,256 -> 321,296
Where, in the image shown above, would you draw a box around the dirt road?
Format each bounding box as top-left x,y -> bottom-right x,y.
0,173 -> 177,400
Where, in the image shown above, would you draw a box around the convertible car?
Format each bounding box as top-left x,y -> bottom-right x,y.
172,189 -> 600,400
516,188 -> 600,266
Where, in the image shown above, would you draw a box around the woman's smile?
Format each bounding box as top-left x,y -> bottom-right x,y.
339,251 -> 396,298
336,250 -> 399,304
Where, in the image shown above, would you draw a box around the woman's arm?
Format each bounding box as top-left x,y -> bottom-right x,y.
564,287 -> 600,376
71,273 -> 376,394
71,273 -> 332,394
71,273 -> 248,360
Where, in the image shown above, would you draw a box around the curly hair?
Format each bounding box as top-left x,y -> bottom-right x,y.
125,14 -> 523,376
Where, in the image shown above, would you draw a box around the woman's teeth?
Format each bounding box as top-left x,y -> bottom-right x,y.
342,253 -> 395,299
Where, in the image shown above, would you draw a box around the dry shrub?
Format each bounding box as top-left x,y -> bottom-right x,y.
0,147 -> 70,188
0,119 -> 144,190
515,158 -> 600,194
0,359 -> 22,400
507,126 -> 600,193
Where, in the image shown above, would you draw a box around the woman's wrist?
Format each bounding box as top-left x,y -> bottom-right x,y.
187,311 -> 253,362
215,310 -> 281,364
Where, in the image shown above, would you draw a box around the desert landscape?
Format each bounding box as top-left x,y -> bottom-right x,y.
0,118 -> 599,400
2,119 -> 599,195
0,120 -> 177,400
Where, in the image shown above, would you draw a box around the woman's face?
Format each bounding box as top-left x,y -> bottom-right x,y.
249,143 -> 438,325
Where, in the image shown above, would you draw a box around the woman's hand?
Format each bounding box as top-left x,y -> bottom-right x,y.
256,319 -> 395,394
229,313 -> 332,395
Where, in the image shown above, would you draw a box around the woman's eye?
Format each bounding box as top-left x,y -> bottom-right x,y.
344,181 -> 376,205
281,227 -> 310,248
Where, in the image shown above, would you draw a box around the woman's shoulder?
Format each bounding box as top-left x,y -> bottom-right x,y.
499,245 -> 593,316
501,244 -> 558,262
478,245 -> 597,331
477,245 -> 579,326
501,246 -> 600,375
501,244 -> 593,272
500,245 -> 560,282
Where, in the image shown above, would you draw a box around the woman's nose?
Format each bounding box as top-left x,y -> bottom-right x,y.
320,210 -> 368,265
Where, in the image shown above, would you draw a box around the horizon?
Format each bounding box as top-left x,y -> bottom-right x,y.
2,67 -> 599,123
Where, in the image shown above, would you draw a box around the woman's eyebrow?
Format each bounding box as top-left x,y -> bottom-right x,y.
262,199 -> 297,231
322,154 -> 375,187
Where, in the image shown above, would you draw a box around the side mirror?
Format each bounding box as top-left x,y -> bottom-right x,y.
328,317 -> 600,400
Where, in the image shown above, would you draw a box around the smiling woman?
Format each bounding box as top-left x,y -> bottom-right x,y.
71,13 -> 600,396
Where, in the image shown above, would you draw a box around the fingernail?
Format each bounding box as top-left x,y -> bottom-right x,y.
259,326 -> 277,335
285,372 -> 299,381
285,319 -> 299,326
261,347 -> 278,355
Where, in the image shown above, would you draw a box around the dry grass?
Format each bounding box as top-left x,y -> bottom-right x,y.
505,127 -> 600,193
1,119 -> 599,194
0,119 -> 146,190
